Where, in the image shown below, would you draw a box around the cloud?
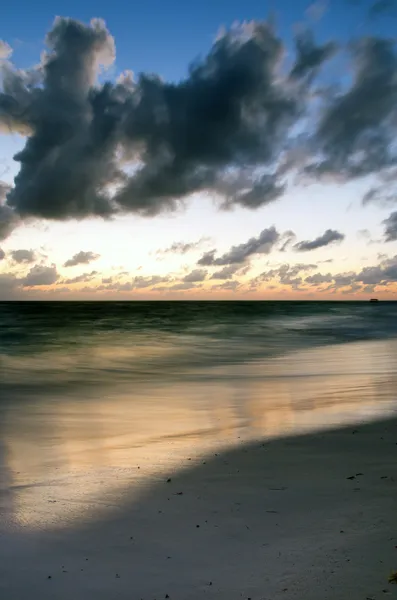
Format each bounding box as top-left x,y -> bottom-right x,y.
21,264 -> 59,287
198,226 -> 280,266
182,269 -> 207,282
362,185 -> 397,207
60,270 -> 98,284
251,262 -> 317,289
221,174 -> 286,209
157,238 -> 209,255
306,0 -> 328,21
211,280 -> 241,291
305,272 -> 333,285
294,229 -> 344,252
0,272 -> 21,299
168,281 -> 198,291
97,275 -> 172,292
0,41 -> 12,60
64,250 -> 100,267
357,228 -> 371,240
0,183 -> 19,240
131,275 -> 171,289
0,248 -> 4,260
355,255 -> 397,284
0,17 -> 336,237
278,230 -> 297,252
383,211 -> 397,241
308,37 -> 397,180
210,264 -> 242,280
303,254 -> 397,291
1,14 -> 396,242
1,18 -> 116,219
291,29 -> 337,81
10,248 -> 36,263
368,0 -> 397,17
81,275 -> 170,293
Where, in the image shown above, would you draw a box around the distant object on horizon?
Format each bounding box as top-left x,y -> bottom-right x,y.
369,298 -> 379,303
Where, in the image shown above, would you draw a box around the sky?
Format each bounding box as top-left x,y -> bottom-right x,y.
1,0 -> 397,300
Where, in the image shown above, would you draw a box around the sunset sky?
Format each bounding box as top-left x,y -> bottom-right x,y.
1,0 -> 397,300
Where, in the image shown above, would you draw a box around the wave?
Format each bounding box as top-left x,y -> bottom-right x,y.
1,301 -> 397,398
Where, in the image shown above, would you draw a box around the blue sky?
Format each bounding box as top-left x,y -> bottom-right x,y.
1,0 -> 397,299
2,0 -> 395,76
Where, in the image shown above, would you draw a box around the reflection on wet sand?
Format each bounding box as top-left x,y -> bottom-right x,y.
1,339 -> 397,530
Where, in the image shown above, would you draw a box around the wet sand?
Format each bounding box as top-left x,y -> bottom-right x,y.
1,416 -> 396,600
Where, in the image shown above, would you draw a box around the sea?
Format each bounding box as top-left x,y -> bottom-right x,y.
1,300 -> 397,527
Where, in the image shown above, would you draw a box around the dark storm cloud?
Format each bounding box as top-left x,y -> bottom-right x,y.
1,14 -> 394,240
64,250 -> 100,267
383,211 -> 397,241
0,16 -> 334,233
21,264 -> 59,287
0,248 -> 5,260
221,174 -> 286,209
309,37 -> 397,179
1,18 -> 117,219
198,226 -> 279,266
10,249 -> 36,263
0,183 -> 19,240
368,0 -> 397,17
113,20 -> 302,215
290,30 -> 337,80
294,229 -> 344,252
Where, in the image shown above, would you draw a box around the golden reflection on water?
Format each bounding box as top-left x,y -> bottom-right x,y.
1,339 -> 397,529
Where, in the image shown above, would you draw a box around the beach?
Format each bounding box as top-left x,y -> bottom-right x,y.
0,416 -> 396,599
1,301 -> 397,599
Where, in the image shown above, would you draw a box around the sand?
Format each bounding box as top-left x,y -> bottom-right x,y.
0,416 -> 396,599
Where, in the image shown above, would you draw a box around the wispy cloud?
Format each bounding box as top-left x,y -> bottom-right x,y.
156,238 -> 211,256
64,251 -> 100,267
294,229 -> 345,252
198,227 -> 280,266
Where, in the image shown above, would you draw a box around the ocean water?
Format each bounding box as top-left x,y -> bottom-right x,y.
2,300 -> 397,391
1,300 -> 397,527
